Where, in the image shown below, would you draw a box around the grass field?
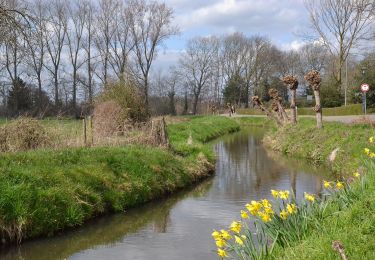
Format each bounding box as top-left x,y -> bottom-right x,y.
0,116 -> 240,244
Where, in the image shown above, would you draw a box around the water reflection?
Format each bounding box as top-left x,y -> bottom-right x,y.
1,128 -> 330,260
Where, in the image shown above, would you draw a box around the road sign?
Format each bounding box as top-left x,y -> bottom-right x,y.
361,83 -> 370,92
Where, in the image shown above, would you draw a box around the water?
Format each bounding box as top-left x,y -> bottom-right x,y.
1,128 -> 329,260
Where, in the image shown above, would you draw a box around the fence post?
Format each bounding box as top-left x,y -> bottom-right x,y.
83,117 -> 87,147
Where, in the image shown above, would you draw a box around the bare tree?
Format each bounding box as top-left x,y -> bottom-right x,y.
81,0 -> 95,107
25,0 -> 47,113
128,0 -> 178,115
44,0 -> 67,106
66,0 -> 87,116
179,36 -> 219,115
305,0 -> 375,90
108,2 -> 134,82
94,0 -> 118,86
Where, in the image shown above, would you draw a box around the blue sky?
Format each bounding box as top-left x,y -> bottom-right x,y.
155,0 -> 310,70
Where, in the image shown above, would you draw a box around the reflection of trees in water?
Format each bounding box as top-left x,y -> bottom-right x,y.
0,178 -> 214,260
212,131 -> 286,200
214,130 -> 325,201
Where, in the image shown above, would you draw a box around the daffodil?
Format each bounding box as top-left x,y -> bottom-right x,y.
246,201 -> 262,216
364,148 -> 370,155
336,181 -> 344,189
304,192 -> 315,202
218,248 -> 228,258
216,238 -> 226,248
286,203 -> 297,214
230,221 -> 242,234
234,235 -> 244,246
280,209 -> 288,220
353,172 -> 360,178
258,212 -> 271,222
220,229 -> 231,240
369,137 -> 374,143
212,230 -> 221,240
271,189 -> 279,198
279,190 -> 290,200
323,180 -> 332,188
240,210 -> 249,219
370,153 -> 375,158
261,199 -> 271,208
264,206 -> 274,215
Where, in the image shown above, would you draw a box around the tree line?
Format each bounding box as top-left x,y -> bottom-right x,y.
1,0 -> 375,117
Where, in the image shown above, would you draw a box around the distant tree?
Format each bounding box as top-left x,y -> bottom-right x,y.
8,77 -> 31,115
305,0 -> 375,92
223,74 -> 247,105
128,0 -> 178,115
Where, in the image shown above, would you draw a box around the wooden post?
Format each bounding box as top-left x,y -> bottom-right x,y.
83,117 -> 87,146
89,116 -> 94,145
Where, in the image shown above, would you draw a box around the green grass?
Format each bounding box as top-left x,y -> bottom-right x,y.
238,104 -> 375,116
273,161 -> 375,259
0,116 -> 240,243
261,119 -> 375,259
264,118 -> 375,175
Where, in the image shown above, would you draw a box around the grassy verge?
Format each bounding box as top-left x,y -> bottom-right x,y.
272,161 -> 375,259
0,116 -> 239,243
238,104 -> 375,116
264,118 -> 373,174
262,119 -> 375,259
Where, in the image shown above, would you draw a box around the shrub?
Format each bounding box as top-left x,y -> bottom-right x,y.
0,117 -> 51,152
93,81 -> 148,136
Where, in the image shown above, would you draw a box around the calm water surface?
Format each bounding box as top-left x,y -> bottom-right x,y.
1,128 -> 329,260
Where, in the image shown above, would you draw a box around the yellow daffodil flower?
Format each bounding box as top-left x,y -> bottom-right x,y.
230,221 -> 242,234
264,206 -> 274,215
246,201 -> 262,216
336,181 -> 344,189
261,199 -> 271,208
304,192 -> 315,202
286,203 -> 297,214
216,238 -> 226,248
271,189 -> 279,198
280,209 -> 288,220
212,230 -> 221,240
258,212 -> 271,222
279,190 -> 290,200
218,248 -> 227,258
369,137 -> 374,143
234,235 -> 244,246
364,148 -> 370,155
220,229 -> 231,240
240,210 -> 249,219
353,172 -> 360,178
370,153 -> 375,158
323,180 -> 332,188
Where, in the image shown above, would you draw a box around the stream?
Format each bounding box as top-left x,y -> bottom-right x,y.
1,128 -> 329,260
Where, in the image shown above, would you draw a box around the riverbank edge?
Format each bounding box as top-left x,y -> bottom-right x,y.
262,118 -> 374,175
261,118 -> 375,258
0,116 -> 240,245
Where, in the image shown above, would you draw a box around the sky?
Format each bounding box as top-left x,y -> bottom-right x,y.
155,0 -> 310,71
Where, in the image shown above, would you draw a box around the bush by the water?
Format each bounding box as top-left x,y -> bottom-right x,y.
0,118 -> 50,152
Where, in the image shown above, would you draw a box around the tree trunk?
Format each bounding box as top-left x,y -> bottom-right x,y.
192,94 -> 199,115
290,89 -> 297,124
313,90 -> 323,129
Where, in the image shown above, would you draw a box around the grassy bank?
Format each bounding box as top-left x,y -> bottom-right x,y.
0,116 -> 239,243
263,119 -> 375,259
264,118 -> 372,174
